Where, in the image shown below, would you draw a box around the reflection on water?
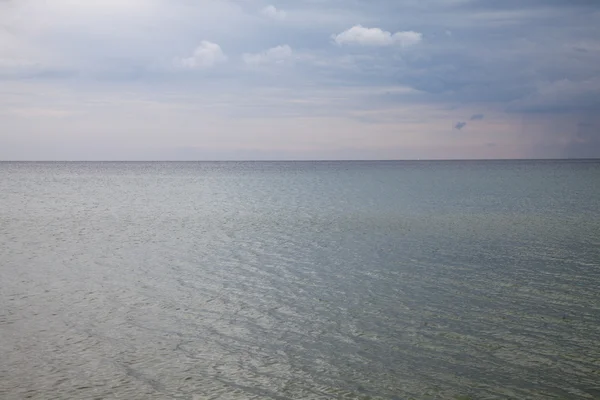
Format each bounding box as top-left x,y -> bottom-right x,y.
1,161 -> 599,399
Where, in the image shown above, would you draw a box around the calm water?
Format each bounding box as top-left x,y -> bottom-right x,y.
1,160 -> 600,400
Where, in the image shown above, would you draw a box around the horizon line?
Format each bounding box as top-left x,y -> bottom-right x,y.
1,158 -> 599,163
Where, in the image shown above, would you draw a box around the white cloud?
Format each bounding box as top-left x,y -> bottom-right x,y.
178,41 -> 227,69
261,5 -> 286,20
332,25 -> 423,47
243,45 -> 293,66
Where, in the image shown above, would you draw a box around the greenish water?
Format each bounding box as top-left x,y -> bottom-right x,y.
1,160 -> 599,399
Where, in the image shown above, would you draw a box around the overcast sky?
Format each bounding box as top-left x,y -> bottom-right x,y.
1,0 -> 599,160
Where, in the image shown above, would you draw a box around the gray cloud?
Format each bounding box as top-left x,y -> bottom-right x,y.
563,119 -> 600,158
454,122 -> 467,130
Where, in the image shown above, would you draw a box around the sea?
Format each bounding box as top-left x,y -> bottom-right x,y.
1,160 -> 599,400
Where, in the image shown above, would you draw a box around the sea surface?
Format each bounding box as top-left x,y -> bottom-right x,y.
1,160 -> 599,400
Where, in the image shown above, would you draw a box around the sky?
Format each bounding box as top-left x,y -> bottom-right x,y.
1,0 -> 599,160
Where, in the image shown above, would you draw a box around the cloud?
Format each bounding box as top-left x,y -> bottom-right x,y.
261,5 -> 286,20
454,121 -> 467,130
566,119 -> 600,158
243,45 -> 292,66
470,114 -> 484,120
506,78 -> 600,113
332,25 -> 423,47
177,41 -> 226,69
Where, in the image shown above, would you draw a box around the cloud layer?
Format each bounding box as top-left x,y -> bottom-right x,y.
1,0 -> 599,160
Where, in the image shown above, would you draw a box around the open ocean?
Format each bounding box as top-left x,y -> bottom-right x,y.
1,160 -> 599,400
